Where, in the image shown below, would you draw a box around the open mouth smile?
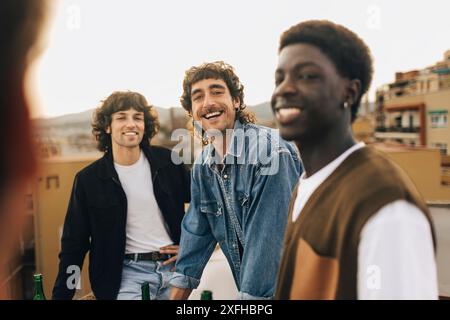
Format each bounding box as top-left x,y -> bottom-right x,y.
274,106 -> 302,124
203,110 -> 223,120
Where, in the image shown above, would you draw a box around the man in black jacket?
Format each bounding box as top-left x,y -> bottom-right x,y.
52,91 -> 190,300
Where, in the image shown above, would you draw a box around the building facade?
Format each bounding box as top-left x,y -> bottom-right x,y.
375,50 -> 450,155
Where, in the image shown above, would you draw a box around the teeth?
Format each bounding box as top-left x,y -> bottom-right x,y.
276,108 -> 301,123
278,108 -> 301,117
124,132 -> 137,136
204,111 -> 222,119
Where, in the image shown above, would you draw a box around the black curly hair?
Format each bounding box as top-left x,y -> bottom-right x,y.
92,91 -> 159,152
279,20 -> 373,121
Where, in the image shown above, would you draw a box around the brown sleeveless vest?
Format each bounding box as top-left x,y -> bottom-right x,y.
275,147 -> 436,299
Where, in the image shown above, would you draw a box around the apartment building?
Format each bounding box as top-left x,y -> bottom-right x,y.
375,50 -> 450,155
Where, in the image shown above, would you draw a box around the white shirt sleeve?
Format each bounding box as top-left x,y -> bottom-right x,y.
357,200 -> 438,299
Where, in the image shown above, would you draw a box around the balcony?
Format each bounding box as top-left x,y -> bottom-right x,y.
374,131 -> 420,141
375,125 -> 420,133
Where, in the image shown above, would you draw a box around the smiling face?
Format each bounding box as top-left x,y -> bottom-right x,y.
107,108 -> 145,152
271,43 -> 349,143
190,78 -> 240,134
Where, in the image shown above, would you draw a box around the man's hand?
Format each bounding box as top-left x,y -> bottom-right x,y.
170,287 -> 193,300
159,245 -> 179,269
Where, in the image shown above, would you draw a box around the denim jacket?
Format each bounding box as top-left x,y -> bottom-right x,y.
170,120 -> 302,299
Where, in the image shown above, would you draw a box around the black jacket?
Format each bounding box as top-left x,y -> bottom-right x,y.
52,145 -> 190,300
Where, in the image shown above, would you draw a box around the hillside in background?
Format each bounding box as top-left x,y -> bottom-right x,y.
33,101 -> 374,158
33,103 -> 276,128
33,102 -> 277,158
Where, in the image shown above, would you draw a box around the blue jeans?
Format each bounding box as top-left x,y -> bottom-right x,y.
117,259 -> 173,300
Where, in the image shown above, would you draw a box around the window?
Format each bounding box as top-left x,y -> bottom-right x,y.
431,143 -> 448,156
429,110 -> 448,128
46,175 -> 60,189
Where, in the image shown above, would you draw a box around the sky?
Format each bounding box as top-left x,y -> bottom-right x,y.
32,0 -> 450,118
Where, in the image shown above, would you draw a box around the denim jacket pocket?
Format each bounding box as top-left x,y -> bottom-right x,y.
200,200 -> 223,217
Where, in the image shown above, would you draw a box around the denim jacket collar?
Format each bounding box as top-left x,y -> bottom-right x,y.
203,120 -> 245,167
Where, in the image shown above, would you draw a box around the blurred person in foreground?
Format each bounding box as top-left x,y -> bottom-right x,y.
272,20 -> 438,299
0,0 -> 49,299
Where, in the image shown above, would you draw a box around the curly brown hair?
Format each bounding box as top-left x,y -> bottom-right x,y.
180,61 -> 255,124
279,20 -> 373,122
92,91 -> 159,152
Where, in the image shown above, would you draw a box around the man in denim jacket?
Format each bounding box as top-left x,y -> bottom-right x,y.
170,61 -> 302,299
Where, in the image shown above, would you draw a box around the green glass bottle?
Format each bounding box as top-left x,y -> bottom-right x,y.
200,290 -> 213,300
141,282 -> 150,300
33,274 -> 46,300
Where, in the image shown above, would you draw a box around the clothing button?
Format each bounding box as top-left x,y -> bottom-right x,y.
223,174 -> 228,179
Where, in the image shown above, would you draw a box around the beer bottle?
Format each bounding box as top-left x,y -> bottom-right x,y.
33,274 -> 46,300
141,282 -> 150,300
200,290 -> 213,300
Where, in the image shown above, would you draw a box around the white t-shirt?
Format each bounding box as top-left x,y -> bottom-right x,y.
114,151 -> 173,253
291,143 -> 438,299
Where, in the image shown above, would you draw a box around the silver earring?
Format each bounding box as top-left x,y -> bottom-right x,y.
343,101 -> 349,109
